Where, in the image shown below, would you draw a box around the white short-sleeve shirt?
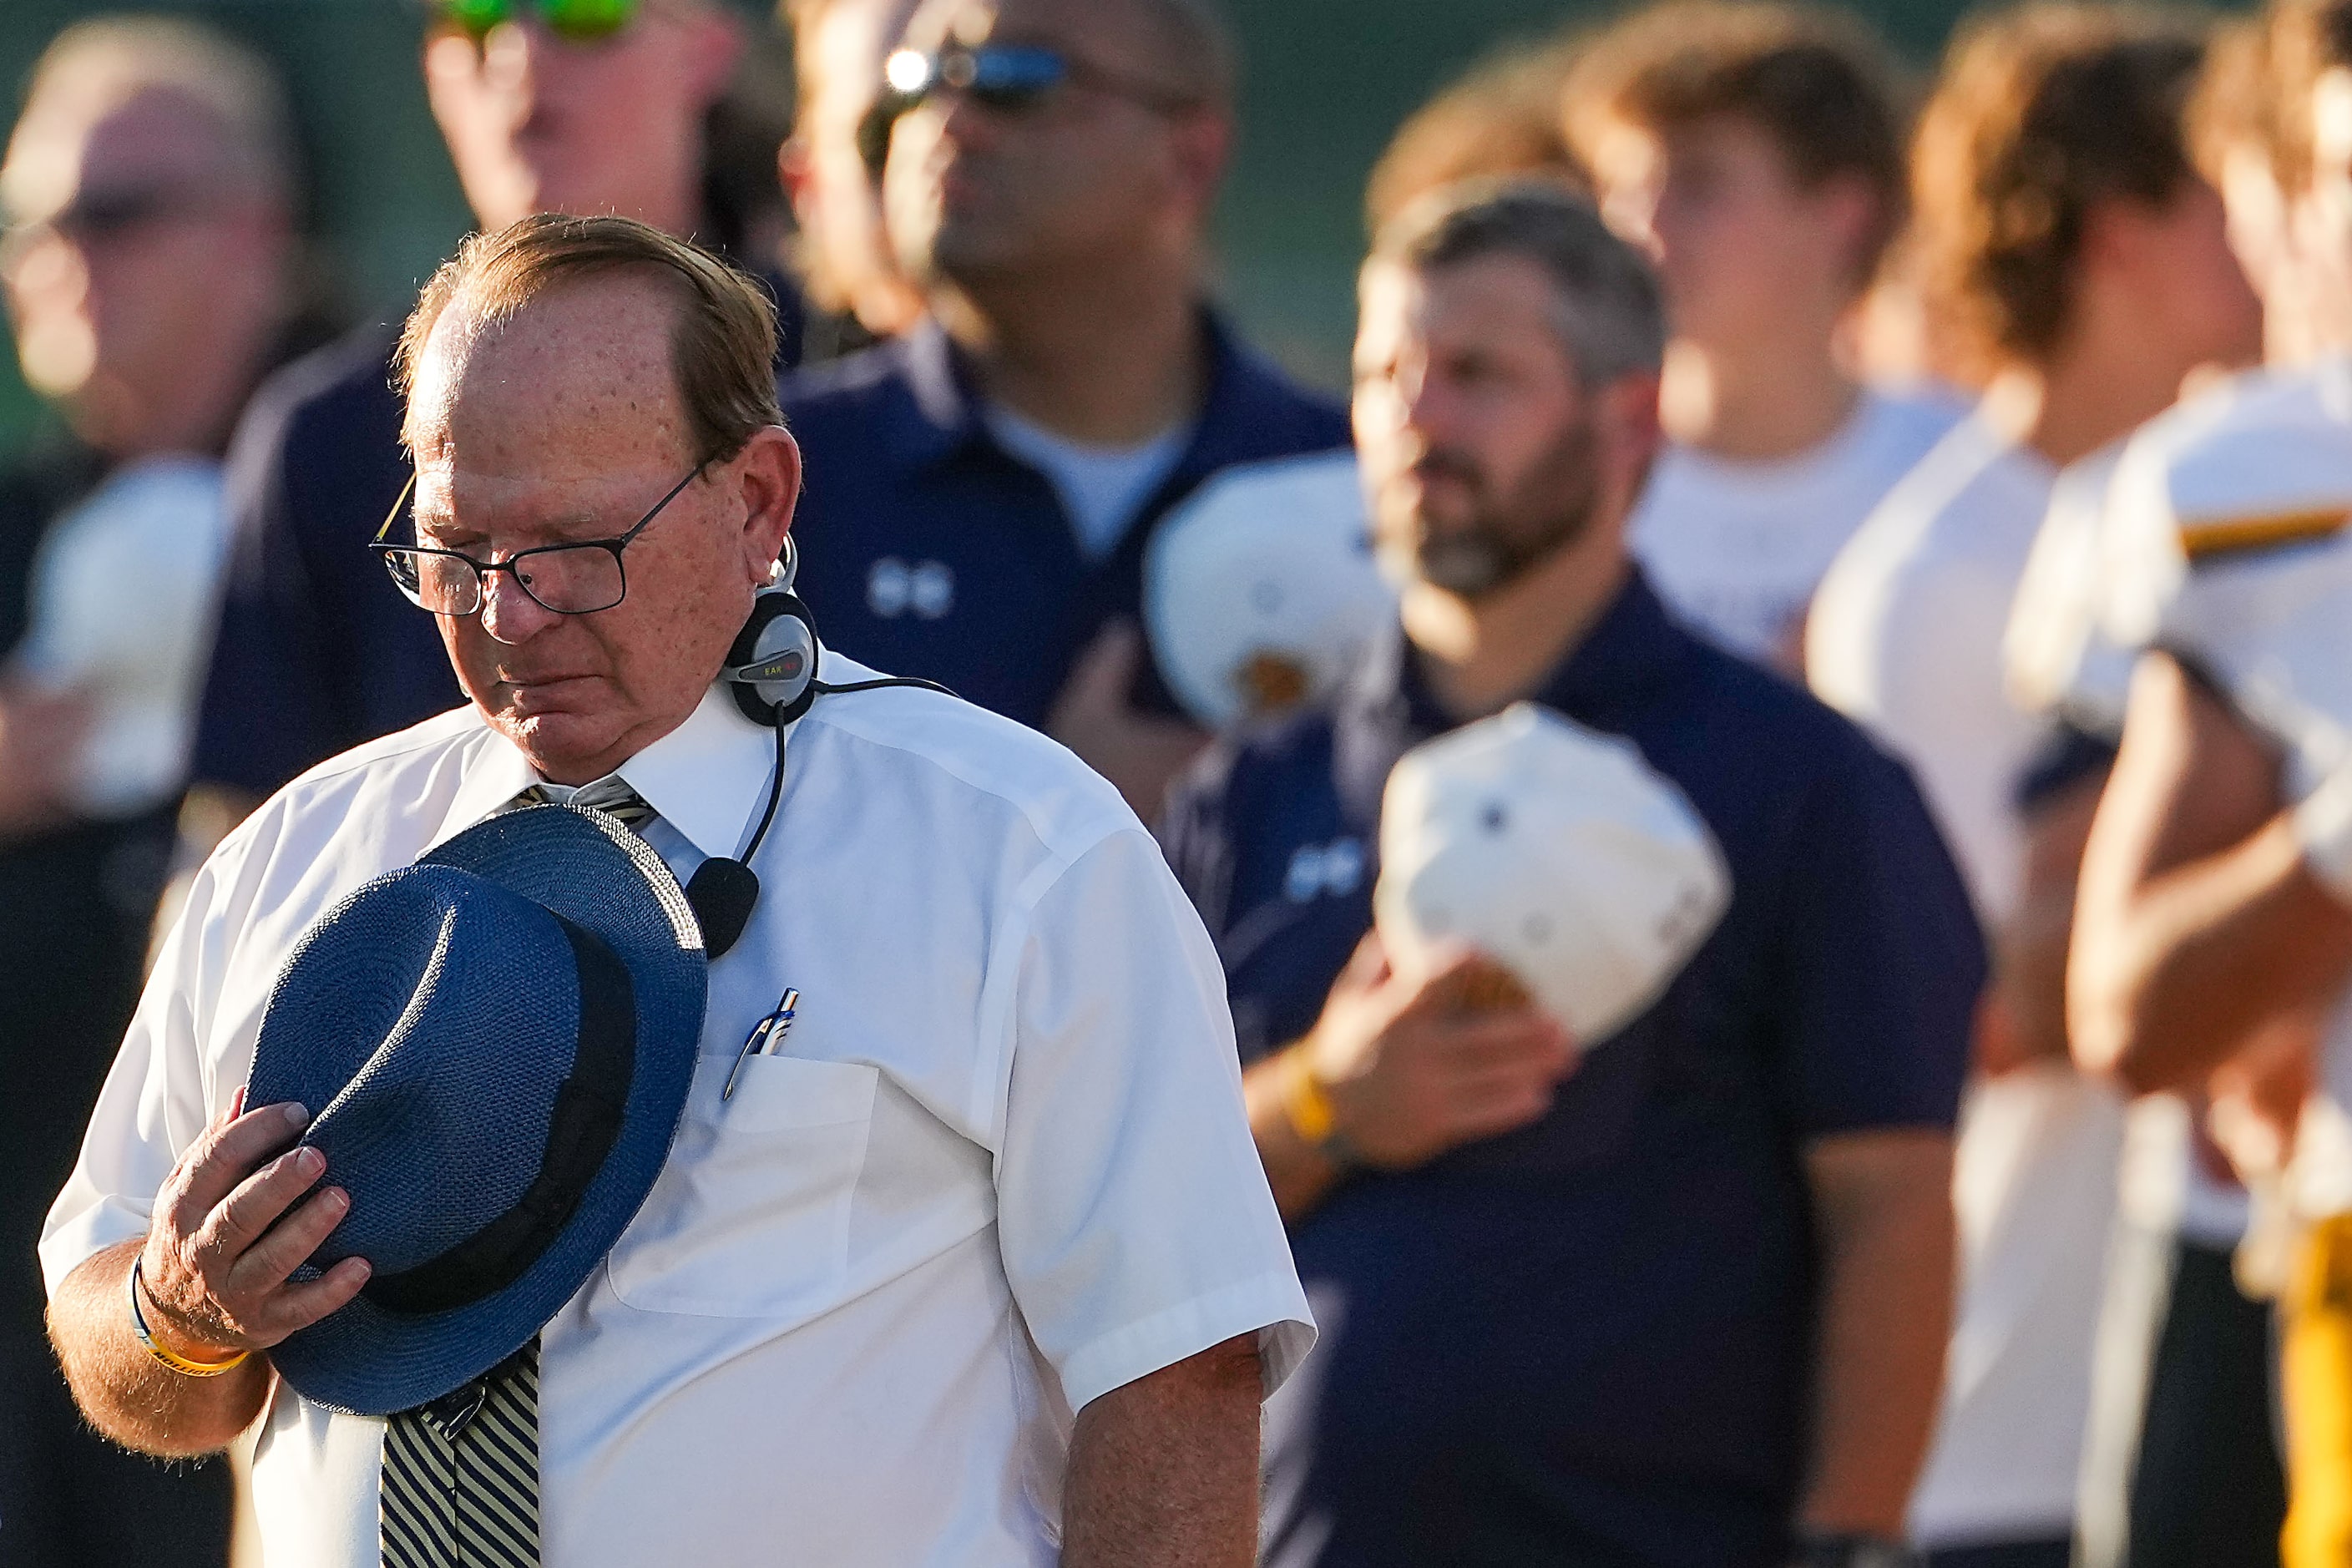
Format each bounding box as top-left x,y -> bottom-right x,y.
1807,407 -> 2056,923
41,650 -> 1313,1567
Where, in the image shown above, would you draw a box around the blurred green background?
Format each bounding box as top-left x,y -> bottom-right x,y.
0,0 -> 1982,461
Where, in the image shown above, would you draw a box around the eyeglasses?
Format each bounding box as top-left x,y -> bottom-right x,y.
429,0 -> 638,44
372,463 -> 703,617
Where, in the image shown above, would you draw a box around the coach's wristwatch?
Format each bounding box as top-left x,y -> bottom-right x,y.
1788,1534 -> 1921,1568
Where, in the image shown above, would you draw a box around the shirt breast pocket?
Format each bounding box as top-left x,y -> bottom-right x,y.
606,1053 -> 878,1318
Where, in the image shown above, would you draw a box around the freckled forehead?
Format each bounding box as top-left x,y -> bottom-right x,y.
405,273 -> 692,477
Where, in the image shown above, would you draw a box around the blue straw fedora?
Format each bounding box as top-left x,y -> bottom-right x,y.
245,804 -> 706,1416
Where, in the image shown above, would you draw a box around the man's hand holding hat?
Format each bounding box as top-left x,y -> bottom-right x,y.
1283,932 -> 1575,1174
1375,704 -> 1730,1044
134,1090 -> 371,1369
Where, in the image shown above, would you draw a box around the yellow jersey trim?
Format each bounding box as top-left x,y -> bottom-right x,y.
2179,508 -> 2352,560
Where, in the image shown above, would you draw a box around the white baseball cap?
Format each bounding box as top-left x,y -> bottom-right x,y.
1144,450 -> 1398,729
11,455 -> 229,817
1373,703 -> 1731,1046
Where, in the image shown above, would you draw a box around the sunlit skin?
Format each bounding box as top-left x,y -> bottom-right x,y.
422,0 -> 740,236
1353,253 -> 1652,626
1591,114 -> 1872,357
1587,113 -> 1874,459
2122,176 -> 2266,380
402,273 -> 799,783
883,0 -> 1221,297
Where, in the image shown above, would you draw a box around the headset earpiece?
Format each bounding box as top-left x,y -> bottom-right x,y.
722,584 -> 820,727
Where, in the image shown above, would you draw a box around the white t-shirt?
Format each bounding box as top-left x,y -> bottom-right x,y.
984,405 -> 1193,561
42,655 -> 1313,1567
1630,387 -> 1960,670
1809,410 -> 2127,1547
1808,408 -> 2055,922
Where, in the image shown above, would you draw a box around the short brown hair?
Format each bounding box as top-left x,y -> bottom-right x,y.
1913,5 -> 2206,371
397,214 -> 782,463
1366,33 -> 1590,235
1372,179 -> 1666,386
1563,2 -> 1911,283
2208,0 -> 2352,193
2187,17 -> 2271,184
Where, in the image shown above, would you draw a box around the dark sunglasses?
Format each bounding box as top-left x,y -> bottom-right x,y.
858,43 -> 1200,173
885,43 -> 1075,112
430,0 -> 637,43
1,185 -> 217,265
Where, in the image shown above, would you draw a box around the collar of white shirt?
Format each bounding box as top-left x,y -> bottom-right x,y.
42,643 -> 1313,1568
434,671 -> 805,862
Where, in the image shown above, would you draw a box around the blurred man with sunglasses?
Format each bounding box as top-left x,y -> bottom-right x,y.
185,0 -> 790,819
779,0 -> 1350,816
0,23 -> 326,1564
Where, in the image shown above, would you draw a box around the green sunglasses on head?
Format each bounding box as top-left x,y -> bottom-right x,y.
432,0 -> 639,43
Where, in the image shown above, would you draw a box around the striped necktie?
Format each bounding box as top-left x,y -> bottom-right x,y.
508,779 -> 657,829
381,1342 -> 541,1568
379,781 -> 655,1567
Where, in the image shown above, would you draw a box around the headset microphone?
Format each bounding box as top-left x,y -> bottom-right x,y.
691,539 -> 954,960
720,537 -> 822,729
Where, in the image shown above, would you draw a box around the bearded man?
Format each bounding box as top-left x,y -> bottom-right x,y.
1156,181 -> 1982,1568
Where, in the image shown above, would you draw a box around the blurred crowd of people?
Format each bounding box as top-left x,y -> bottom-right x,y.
10,0 -> 2352,1564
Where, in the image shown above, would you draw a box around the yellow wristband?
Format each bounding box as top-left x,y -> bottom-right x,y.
1279,1047 -> 1340,1146
129,1257 -> 250,1378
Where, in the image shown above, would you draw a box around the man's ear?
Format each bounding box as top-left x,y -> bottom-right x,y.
733,426 -> 802,581
1167,109 -> 1232,225
1599,370 -> 1663,509
1604,371 -> 1663,463
780,134 -> 816,222
1809,172 -> 1882,296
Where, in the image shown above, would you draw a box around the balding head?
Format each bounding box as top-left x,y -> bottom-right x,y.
392,216 -> 800,782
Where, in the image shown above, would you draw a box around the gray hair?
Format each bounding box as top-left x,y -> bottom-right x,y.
1369,178 -> 1665,386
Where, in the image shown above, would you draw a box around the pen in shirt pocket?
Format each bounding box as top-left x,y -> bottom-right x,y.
722,985 -> 799,1101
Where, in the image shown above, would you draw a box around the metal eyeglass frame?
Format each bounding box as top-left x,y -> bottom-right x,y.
369,460 -> 705,617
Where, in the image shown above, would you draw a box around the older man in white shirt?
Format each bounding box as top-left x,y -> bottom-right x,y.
38,214 -> 1311,1567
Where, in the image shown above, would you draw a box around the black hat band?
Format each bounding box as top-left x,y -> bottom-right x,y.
361,915 -> 639,1316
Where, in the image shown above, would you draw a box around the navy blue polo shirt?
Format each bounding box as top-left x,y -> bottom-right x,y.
1158,570 -> 1981,1568
190,324 -> 454,798
777,313 -> 1349,727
